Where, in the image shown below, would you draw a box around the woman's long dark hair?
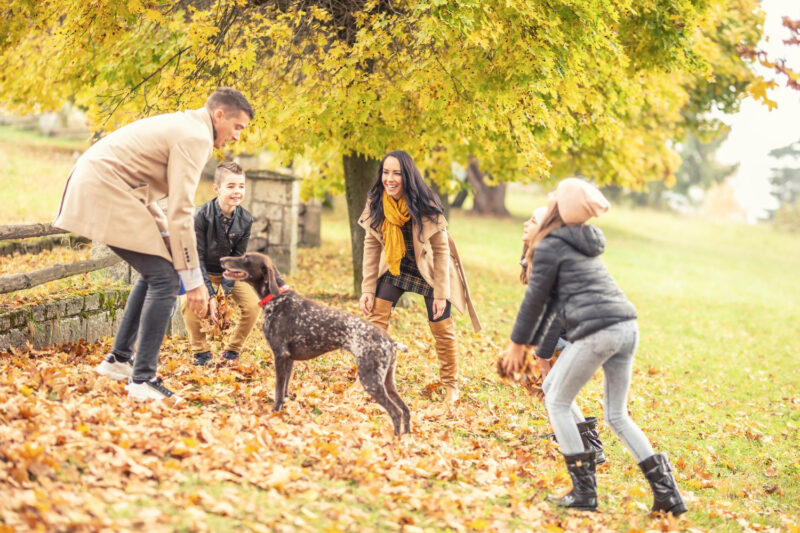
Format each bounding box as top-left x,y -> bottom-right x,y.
367,150 -> 445,241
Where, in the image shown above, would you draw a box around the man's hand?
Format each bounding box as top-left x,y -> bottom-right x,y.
359,293 -> 374,316
499,341 -> 526,376
185,285 -> 209,317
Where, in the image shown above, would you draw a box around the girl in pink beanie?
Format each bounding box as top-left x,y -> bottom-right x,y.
500,178 -> 686,515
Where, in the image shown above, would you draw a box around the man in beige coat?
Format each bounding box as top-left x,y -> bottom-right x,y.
54,88 -> 253,402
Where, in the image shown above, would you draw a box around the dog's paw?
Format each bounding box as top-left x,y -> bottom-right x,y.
394,341 -> 409,353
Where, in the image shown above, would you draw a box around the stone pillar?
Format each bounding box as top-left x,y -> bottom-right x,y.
244,169 -> 300,274
298,199 -> 322,248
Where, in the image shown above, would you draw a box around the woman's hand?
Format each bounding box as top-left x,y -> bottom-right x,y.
432,298 -> 446,320
359,293 -> 374,316
499,341 -> 526,376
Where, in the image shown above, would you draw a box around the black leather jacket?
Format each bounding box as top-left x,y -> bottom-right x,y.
511,224 -> 636,345
195,198 -> 253,296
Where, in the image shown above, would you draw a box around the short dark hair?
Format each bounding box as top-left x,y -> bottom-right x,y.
214,161 -> 244,185
206,88 -> 254,119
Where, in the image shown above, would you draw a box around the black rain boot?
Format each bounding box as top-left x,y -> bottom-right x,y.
577,417 -> 607,465
546,417 -> 607,466
547,450 -> 598,511
638,453 -> 688,516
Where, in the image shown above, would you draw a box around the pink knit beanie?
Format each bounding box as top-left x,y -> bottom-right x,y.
555,178 -> 610,224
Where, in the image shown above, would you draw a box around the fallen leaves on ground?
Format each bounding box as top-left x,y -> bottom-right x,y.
200,291 -> 235,341
497,347 -> 562,401
0,240 -> 796,531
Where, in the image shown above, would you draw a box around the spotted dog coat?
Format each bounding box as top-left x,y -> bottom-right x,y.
220,252 -> 411,435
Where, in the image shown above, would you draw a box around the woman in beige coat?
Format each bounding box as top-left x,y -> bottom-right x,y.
358,151 -> 480,404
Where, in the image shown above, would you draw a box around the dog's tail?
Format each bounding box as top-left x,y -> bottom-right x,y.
393,341 -> 408,353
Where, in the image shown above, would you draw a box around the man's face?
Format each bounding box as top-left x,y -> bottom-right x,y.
211,108 -> 250,149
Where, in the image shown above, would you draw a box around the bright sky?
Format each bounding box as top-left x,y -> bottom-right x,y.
717,0 -> 800,221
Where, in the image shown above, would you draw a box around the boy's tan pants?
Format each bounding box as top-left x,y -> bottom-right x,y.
181,274 -> 260,354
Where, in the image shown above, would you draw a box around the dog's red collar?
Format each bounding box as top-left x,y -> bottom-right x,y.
259,285 -> 291,307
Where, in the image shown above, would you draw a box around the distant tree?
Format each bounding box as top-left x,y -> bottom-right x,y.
620,129 -> 738,208
768,141 -> 800,207
767,141 -> 800,231
465,156 -> 510,217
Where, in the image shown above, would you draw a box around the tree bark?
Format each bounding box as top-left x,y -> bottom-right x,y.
451,188 -> 469,209
465,155 -> 511,217
343,153 -> 380,296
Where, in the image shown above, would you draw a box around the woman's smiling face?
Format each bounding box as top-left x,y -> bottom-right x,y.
382,156 -> 404,200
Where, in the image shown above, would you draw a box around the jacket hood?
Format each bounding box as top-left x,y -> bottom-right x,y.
550,224 -> 605,257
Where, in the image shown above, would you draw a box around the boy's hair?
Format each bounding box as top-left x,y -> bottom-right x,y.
205,87 -> 255,119
214,161 -> 244,185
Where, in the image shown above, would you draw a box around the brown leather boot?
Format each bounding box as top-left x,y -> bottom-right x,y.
368,297 -> 393,331
429,317 -> 459,403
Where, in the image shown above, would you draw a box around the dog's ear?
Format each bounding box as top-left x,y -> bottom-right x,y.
263,257 -> 280,296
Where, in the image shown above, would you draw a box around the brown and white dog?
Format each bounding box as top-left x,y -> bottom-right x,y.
220,252 -> 411,435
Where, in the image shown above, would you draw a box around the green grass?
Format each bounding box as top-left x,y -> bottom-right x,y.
1,127 -> 799,530
320,189 -> 800,530
0,125 -> 216,225
0,126 -> 87,224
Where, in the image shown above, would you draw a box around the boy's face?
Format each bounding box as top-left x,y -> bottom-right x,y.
214,171 -> 246,209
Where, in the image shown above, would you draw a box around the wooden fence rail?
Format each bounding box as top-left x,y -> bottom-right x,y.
0,223 -> 68,241
0,255 -> 121,294
0,222 -> 121,295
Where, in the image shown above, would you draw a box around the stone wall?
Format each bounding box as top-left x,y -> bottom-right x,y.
243,169 -> 300,274
0,289 -> 131,352
298,200 -> 322,248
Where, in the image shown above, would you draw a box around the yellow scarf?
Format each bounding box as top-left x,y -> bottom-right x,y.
381,192 -> 410,275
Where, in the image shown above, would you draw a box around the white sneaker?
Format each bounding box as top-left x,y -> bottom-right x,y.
95,354 -> 133,381
126,377 -> 182,403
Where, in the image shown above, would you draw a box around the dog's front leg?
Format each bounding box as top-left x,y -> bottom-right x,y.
282,359 -> 294,401
273,355 -> 294,411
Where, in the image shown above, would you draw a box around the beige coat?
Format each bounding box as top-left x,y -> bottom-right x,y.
54,108 -> 214,270
359,205 -> 481,332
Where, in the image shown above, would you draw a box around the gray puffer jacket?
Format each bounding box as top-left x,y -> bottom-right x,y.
510,224 -> 636,345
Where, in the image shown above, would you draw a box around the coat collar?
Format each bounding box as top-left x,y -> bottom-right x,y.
358,204 -> 447,244
187,107 -> 215,144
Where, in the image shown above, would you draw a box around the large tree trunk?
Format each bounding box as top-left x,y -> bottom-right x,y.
466,155 -> 511,217
343,153 -> 380,296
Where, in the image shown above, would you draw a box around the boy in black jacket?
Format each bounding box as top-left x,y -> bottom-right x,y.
181,162 -> 259,365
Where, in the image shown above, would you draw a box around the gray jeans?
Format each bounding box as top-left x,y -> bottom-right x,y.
543,338 -> 585,424
543,320 -> 655,461
109,247 -> 180,381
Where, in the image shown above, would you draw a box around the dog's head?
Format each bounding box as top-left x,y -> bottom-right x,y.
221,252 -> 284,299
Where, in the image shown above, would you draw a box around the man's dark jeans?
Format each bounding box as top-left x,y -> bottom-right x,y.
108,246 -> 180,381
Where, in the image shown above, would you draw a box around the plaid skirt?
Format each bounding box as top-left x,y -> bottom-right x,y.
381,222 -> 434,297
